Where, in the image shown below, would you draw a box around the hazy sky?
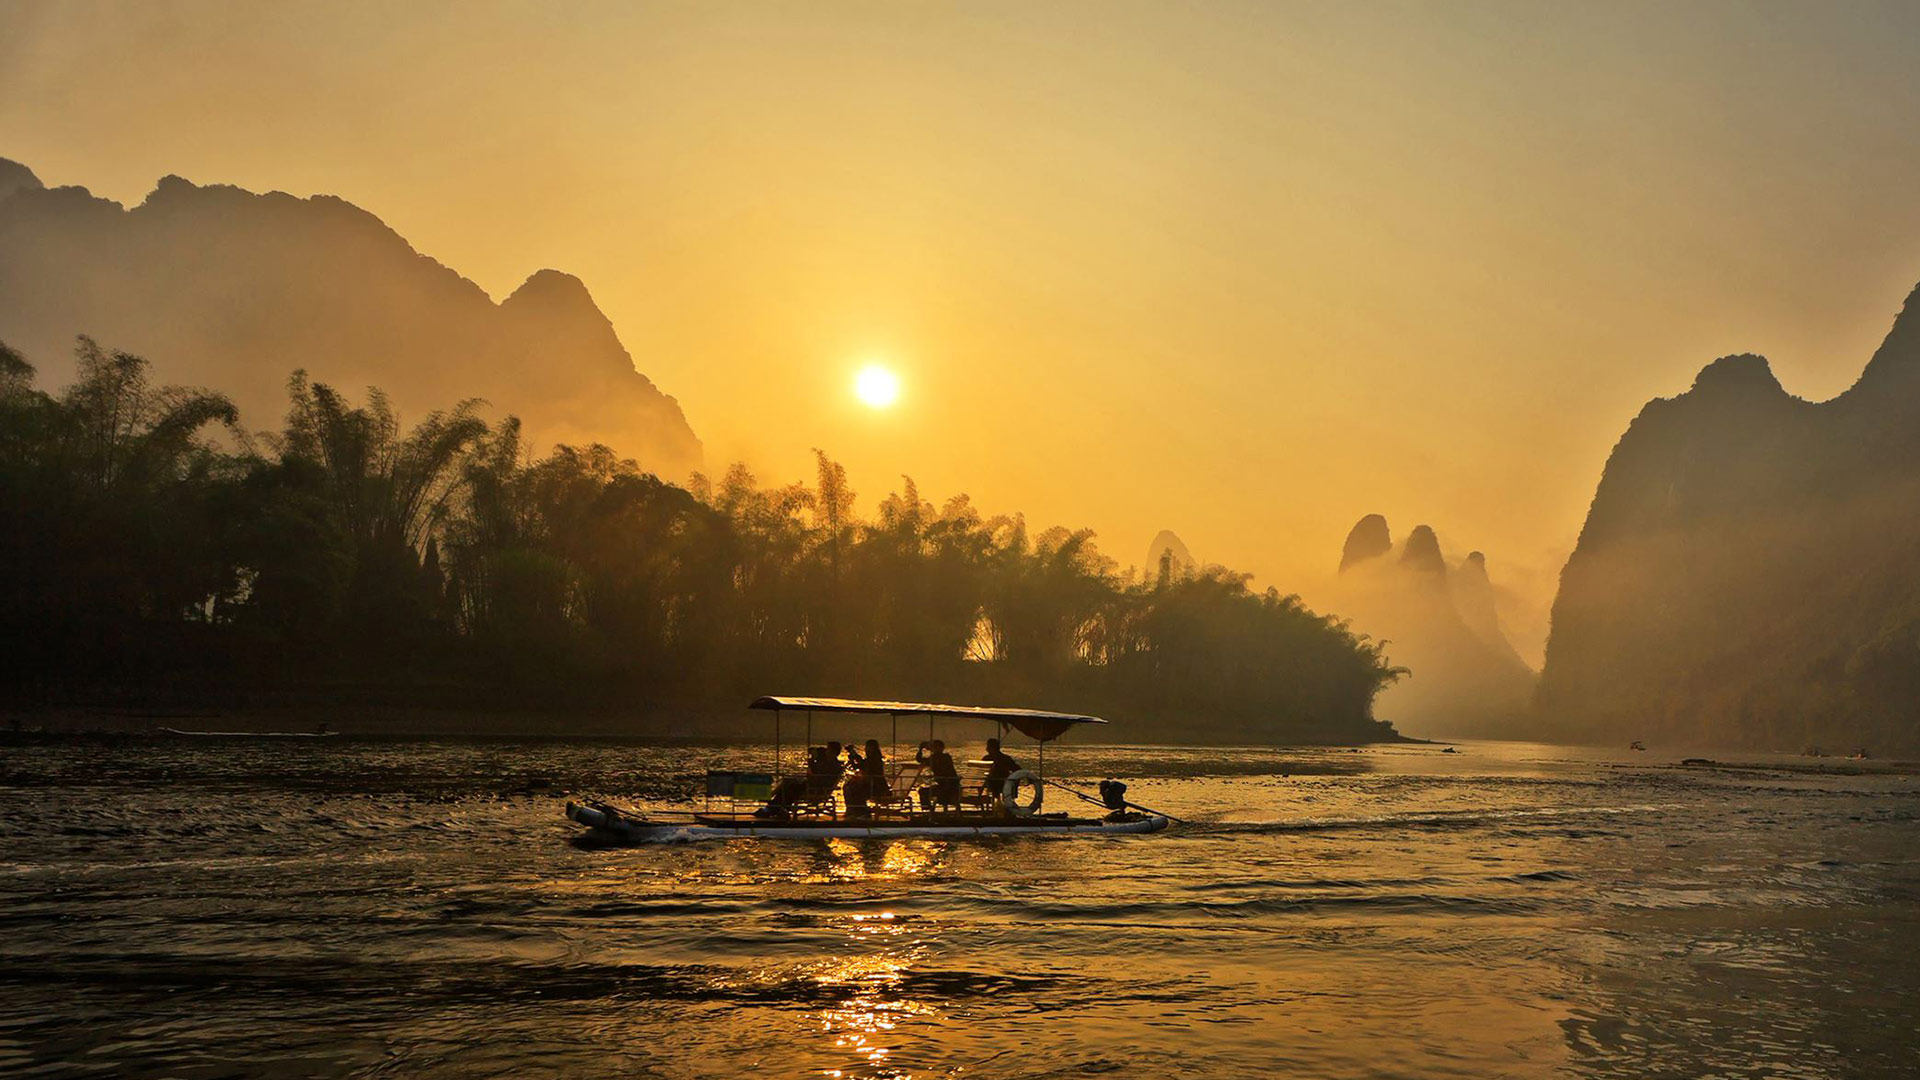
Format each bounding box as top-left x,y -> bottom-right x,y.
7,0 -> 1920,633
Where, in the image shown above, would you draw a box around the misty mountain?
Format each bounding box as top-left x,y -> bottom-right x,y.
1145,529 -> 1195,583
1538,282 -> 1920,751
1339,513 -> 1392,571
1330,517 -> 1537,738
0,159 -> 700,474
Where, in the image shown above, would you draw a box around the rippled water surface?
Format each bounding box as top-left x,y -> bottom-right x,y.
2,736 -> 1916,1078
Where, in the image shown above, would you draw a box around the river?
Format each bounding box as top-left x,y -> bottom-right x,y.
1,736 -> 1915,1078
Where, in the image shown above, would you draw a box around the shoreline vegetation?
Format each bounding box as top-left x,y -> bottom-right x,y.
1,706 -> 1433,745
0,337 -> 1405,745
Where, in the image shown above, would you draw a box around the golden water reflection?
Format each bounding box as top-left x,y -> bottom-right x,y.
809,918 -> 932,1079
808,844 -> 939,1078
817,837 -> 942,882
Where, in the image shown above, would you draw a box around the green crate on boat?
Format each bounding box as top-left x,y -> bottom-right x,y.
706,770 -> 773,802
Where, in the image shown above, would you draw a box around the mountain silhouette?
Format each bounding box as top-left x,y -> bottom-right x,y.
1329,516 -> 1536,737
1145,529 -> 1195,584
0,158 -> 41,201
1339,513 -> 1391,571
1452,552 -> 1530,672
0,159 -> 700,473
1538,281 -> 1920,751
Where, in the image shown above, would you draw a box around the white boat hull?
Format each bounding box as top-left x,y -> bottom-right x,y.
158,727 -> 340,738
566,800 -> 1168,843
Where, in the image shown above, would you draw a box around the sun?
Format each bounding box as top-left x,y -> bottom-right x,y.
854,364 -> 901,409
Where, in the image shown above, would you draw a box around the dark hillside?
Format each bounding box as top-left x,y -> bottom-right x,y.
1538,284 -> 1920,751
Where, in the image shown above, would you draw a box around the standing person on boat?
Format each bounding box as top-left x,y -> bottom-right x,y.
843,739 -> 889,815
916,739 -> 961,810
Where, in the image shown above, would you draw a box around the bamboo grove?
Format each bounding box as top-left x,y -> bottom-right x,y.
0,339 -> 1403,741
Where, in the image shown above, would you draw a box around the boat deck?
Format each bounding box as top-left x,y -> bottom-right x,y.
692,809 -> 1102,829
567,800 -> 1167,842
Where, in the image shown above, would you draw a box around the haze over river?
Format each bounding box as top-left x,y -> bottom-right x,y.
1,736 -> 1915,1078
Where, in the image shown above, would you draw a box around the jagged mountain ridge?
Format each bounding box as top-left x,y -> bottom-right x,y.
0,158 -> 701,473
1537,281 -> 1920,751
1330,517 -> 1536,738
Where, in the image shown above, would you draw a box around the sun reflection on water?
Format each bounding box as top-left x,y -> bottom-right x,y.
806,842 -> 945,1077
817,838 -> 941,882
808,929 -> 933,1079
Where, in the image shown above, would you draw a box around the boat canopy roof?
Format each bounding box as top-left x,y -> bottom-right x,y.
749,696 -> 1107,743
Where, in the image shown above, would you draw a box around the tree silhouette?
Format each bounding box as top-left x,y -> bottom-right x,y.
0,336 -> 1402,742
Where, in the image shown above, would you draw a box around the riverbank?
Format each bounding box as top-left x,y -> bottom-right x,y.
0,703 -> 1422,746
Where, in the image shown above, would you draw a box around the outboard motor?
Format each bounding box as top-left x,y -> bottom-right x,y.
1098,780 -> 1129,812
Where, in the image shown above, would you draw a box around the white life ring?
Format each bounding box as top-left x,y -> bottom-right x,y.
999,770 -> 1043,816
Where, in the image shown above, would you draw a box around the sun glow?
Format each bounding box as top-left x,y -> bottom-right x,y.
853,364 -> 901,409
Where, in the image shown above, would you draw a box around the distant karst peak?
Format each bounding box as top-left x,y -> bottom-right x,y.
1146,530 -> 1195,582
1322,512 -> 1536,738
1339,513 -> 1392,572
1399,525 -> 1447,576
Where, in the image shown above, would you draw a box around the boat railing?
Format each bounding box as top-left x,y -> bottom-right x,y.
884,761 -> 1002,811
702,758 -> 1016,820
887,761 -> 923,804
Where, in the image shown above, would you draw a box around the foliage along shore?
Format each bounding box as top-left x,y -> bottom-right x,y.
0,706 -> 1431,746
0,337 -> 1404,744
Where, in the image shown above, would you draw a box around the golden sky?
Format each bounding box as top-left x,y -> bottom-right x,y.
7,0 -> 1920,635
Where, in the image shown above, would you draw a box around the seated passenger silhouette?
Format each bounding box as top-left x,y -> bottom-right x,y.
844,739 -> 889,815
915,739 -> 961,810
981,737 -> 1022,793
808,741 -> 845,800
761,742 -> 845,815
